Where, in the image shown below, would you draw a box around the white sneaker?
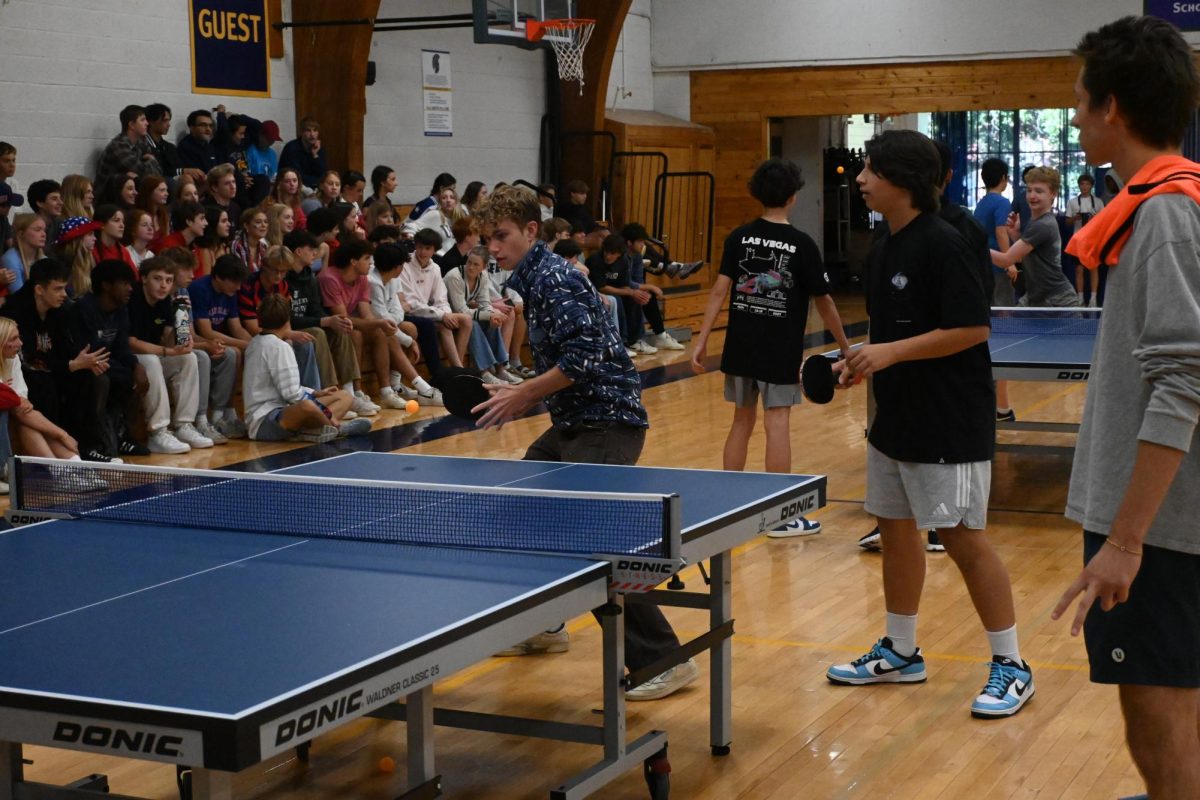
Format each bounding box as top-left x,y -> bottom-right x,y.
351,391 -> 379,416
377,389 -> 408,409
625,348 -> 639,358
294,424 -> 339,443
480,370 -> 505,385
652,332 -> 685,351
213,415 -> 247,439
631,340 -> 658,355
495,366 -> 524,384
148,429 -> 190,454
173,422 -> 214,449
626,658 -> 700,701
343,409 -> 358,420
390,373 -> 419,399
417,387 -> 444,406
494,626 -> 570,657
194,418 -> 228,445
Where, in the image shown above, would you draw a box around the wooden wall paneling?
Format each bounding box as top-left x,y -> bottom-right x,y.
692,56 -> 1082,269
557,0 -> 634,188
290,0 -> 380,173
267,0 -> 283,59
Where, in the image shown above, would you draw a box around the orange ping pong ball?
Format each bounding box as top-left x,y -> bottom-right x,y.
405,399 -> 419,414
379,755 -> 396,773
836,165 -> 845,174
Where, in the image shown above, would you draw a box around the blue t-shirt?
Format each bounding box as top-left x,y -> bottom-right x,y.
188,274 -> 238,331
972,192 -> 1012,251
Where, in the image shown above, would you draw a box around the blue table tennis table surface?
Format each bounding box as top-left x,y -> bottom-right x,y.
989,320 -> 1096,370
0,453 -> 815,726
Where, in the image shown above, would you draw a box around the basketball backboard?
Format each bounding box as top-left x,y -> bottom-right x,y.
473,0 -> 576,48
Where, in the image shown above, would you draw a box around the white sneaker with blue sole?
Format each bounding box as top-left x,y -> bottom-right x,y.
827,637 -> 927,685
970,656 -> 1034,718
767,517 -> 822,538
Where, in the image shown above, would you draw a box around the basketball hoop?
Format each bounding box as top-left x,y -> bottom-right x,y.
526,18 -> 595,95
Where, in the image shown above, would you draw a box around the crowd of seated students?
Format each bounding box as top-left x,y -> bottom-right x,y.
0,104 -> 702,485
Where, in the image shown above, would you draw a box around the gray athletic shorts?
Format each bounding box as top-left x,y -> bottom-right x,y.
252,407 -> 294,442
724,375 -> 802,409
864,443 -> 990,530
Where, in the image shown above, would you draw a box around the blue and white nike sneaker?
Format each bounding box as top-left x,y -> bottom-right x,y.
826,637 -> 927,685
970,656 -> 1034,718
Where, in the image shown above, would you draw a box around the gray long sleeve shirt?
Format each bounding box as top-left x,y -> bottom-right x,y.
1066,194 -> 1200,554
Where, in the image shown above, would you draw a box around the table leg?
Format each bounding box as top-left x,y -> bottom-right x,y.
407,686 -> 435,787
602,594 -> 626,760
710,551 -> 732,755
190,768 -> 233,800
0,742 -> 22,800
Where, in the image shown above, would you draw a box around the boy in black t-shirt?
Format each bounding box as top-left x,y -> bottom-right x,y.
692,158 -> 851,537
826,130 -> 1033,719
585,233 -> 658,356
127,256 -> 210,453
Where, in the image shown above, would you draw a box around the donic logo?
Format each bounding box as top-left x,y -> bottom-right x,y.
275,690 -> 363,746
53,722 -> 183,757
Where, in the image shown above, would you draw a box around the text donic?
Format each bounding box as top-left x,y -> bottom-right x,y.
53,721 -> 183,757
275,690 -> 363,746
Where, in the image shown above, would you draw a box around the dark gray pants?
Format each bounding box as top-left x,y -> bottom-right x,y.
524,422 -> 681,672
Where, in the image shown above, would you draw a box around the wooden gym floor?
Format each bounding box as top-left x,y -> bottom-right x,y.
16,292 -> 1144,799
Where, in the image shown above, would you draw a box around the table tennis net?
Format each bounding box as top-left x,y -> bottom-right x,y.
12,458 -> 672,559
990,307 -> 1100,336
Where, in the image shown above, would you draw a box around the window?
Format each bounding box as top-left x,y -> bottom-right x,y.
961,108 -> 1087,211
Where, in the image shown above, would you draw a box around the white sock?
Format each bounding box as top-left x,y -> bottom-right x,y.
211,407 -> 225,421
886,612 -> 919,657
381,386 -> 396,397
413,376 -> 433,393
986,625 -> 1021,663
68,454 -> 82,461
997,407 -> 1012,414
342,382 -> 354,394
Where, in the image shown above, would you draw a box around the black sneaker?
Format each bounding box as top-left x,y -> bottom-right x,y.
675,260 -> 705,279
858,526 -> 882,551
996,409 -> 1016,423
118,439 -> 150,457
926,530 -> 945,552
83,449 -> 124,464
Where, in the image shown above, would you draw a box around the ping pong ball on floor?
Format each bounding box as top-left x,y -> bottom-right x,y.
405,400 -> 419,414
379,755 -> 396,773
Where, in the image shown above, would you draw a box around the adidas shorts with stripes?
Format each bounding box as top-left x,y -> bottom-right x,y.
864,443 -> 990,530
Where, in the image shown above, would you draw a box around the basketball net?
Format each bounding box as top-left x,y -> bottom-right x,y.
526,18 -> 596,96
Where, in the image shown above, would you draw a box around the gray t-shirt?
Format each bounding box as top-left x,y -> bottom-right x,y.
1020,213 -> 1078,307
1066,194 -> 1200,554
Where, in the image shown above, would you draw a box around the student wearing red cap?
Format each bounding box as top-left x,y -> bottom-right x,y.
248,120 -> 281,186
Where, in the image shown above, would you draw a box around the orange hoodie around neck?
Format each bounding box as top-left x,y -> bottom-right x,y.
1066,154 -> 1200,269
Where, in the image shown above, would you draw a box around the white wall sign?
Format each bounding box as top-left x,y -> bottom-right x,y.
422,49 -> 452,137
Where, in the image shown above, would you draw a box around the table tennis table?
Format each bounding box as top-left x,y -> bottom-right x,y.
844,307 -> 1099,457
0,452 -> 825,800
989,307 -> 1099,455
988,307 -> 1098,382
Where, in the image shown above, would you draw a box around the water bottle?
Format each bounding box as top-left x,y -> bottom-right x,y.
173,293 -> 192,346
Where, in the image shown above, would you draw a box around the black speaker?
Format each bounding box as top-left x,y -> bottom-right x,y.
366,60 -> 376,86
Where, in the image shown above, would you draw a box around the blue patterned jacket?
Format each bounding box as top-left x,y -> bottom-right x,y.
508,241 -> 648,429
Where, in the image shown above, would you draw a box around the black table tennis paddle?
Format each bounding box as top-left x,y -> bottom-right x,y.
440,367 -> 491,422
801,355 -> 837,404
